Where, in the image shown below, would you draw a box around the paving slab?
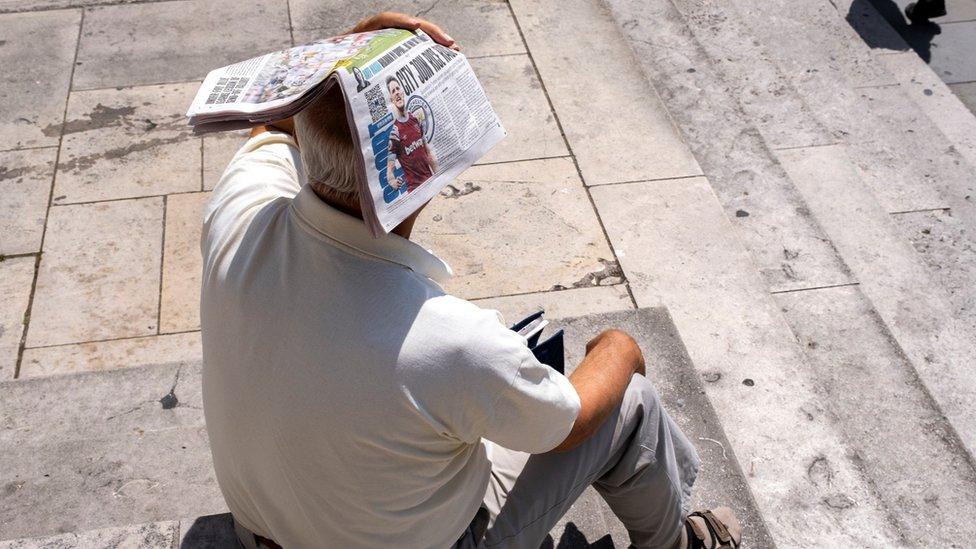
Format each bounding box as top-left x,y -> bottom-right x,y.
924,21 -> 976,84
19,331 -> 201,378
414,157 -> 615,300
590,176 -> 899,546
473,285 -> 633,323
892,208 -> 976,329
54,83 -> 201,203
776,144 -> 976,459
0,9 -> 79,150
74,0 -> 291,90
604,0 -> 855,293
0,148 -> 54,255
0,521 -> 179,548
0,257 -> 34,379
509,0 -> 702,186
161,192 -> 207,334
26,197 -> 163,348
202,130 -> 247,191
776,285 -> 976,546
0,1 -> 170,13
949,81 -> 976,113
877,51 -> 976,169
471,54 -> 567,165
289,0 -> 525,59
0,360 -> 224,541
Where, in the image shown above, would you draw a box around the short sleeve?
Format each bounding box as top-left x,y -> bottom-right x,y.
482,350 -> 581,453
407,298 -> 580,454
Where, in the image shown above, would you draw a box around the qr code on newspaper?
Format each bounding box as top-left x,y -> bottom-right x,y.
365,85 -> 388,123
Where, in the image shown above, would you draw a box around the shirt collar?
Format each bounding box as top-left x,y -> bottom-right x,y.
291,184 -> 453,283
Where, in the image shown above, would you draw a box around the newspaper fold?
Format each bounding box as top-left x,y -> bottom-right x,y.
186,29 -> 506,236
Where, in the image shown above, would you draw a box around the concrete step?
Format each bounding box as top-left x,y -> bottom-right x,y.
0,360 -> 226,541
716,0 -> 976,459
724,0 -> 976,331
601,0 -> 976,545
0,308 -> 764,547
774,144 -> 976,546
0,515 -> 236,549
514,0 -> 965,545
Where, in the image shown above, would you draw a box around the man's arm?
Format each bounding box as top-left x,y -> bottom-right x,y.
551,329 -> 645,453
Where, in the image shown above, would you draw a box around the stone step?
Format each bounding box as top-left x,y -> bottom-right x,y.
712,0 -> 976,458
774,145 -> 976,545
723,0 -> 976,332
515,0 -> 939,545
0,308 -> 764,547
600,0 -> 976,545
0,360 -> 226,542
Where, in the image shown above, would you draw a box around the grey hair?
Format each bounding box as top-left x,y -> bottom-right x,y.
294,88 -> 359,203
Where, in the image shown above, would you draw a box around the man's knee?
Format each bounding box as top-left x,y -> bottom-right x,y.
622,374 -> 662,414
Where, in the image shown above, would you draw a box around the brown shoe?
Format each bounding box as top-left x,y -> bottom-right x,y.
685,507 -> 742,549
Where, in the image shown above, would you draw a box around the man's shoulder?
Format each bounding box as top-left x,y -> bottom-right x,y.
411,296 -> 515,358
419,295 -> 499,325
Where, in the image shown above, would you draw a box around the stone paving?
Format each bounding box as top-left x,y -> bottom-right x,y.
3,0 -> 976,547
0,0 -> 674,383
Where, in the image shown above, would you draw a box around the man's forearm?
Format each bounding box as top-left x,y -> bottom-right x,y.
551,330 -> 643,452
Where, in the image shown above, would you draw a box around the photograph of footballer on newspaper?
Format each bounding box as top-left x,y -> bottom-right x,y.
385,75 -> 439,194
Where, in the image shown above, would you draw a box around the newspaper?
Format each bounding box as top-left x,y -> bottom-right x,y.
186,29 -> 506,236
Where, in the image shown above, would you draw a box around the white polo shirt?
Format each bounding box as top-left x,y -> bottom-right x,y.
200,131 -> 581,548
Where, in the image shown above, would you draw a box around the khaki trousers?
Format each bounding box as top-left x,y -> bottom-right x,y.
456,375 -> 700,549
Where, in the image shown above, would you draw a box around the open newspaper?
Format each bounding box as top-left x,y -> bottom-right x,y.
186,29 -> 506,236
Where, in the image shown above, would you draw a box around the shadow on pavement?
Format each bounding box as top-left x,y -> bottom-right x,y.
541,524 -> 617,548
846,0 -> 942,61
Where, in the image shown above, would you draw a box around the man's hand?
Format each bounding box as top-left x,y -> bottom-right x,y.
349,11 -> 460,51
250,117 -> 295,138
551,329 -> 645,453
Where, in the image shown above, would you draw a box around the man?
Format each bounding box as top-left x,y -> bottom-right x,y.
200,12 -> 741,549
386,74 -> 439,192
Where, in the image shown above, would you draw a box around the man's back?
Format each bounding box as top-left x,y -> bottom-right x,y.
200,132 -> 579,547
